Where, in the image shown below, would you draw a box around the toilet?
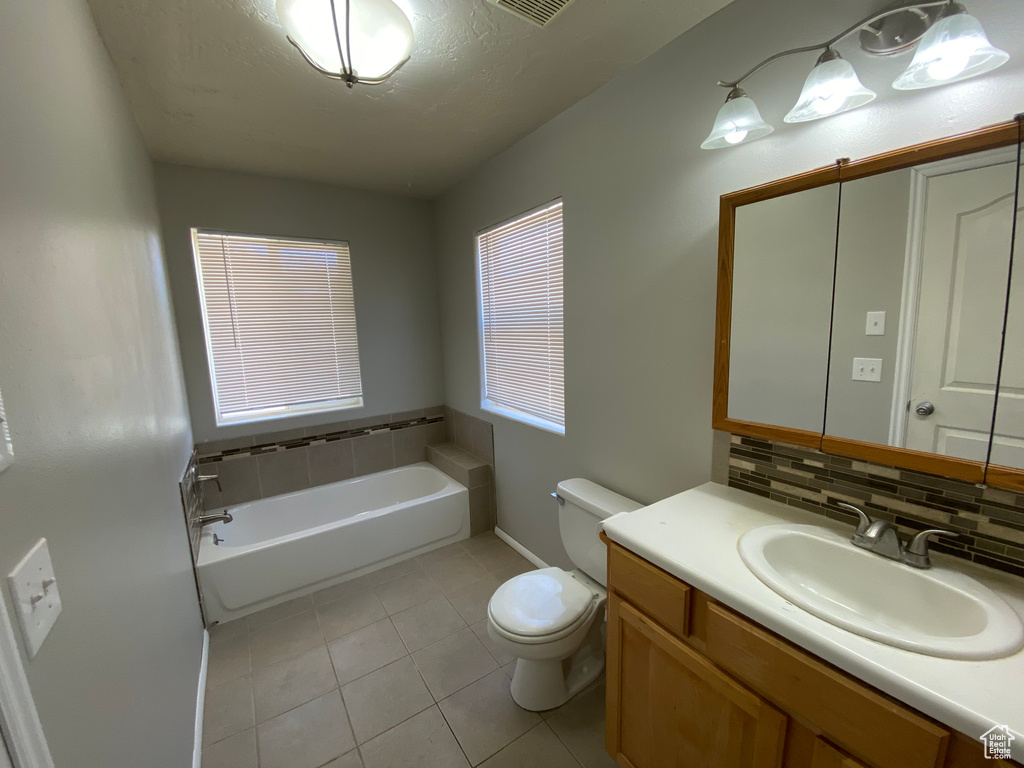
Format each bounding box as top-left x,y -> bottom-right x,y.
487,479 -> 642,711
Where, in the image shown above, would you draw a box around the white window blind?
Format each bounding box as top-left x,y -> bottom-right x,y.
192,230 -> 363,425
478,200 -> 565,434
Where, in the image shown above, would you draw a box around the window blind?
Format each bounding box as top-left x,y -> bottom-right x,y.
478,200 -> 565,434
192,230 -> 363,425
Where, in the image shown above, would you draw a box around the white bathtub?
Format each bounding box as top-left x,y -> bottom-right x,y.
196,462 -> 469,624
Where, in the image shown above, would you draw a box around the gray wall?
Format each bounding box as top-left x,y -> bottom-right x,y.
154,164 -> 444,444
434,0 -> 1024,568
826,169 -> 913,444
0,2 -> 202,767
730,186 -> 839,433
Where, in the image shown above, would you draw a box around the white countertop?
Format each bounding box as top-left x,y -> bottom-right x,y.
602,482 -> 1024,760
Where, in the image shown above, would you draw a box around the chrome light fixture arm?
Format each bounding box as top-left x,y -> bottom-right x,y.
717,0 -> 954,90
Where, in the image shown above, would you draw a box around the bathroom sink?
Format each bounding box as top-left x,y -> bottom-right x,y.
738,524 -> 1024,660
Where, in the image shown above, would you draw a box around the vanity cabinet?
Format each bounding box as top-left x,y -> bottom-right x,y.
604,539 -> 1019,768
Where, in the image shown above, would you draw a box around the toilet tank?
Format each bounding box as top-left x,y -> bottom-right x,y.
557,479 -> 642,586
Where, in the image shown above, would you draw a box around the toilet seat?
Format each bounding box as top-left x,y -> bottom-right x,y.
488,567 -> 599,643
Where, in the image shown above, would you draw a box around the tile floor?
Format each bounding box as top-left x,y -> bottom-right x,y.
202,532 -> 618,768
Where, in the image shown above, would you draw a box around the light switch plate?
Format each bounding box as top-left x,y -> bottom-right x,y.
7,539 -> 61,659
866,311 -> 886,336
852,358 -> 883,382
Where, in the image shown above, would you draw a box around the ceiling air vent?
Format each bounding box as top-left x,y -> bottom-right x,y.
486,0 -> 575,28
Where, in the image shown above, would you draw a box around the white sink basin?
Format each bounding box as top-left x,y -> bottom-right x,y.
738,524 -> 1024,660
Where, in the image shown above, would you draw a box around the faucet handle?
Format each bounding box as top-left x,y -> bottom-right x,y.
903,528 -> 959,568
837,502 -> 872,535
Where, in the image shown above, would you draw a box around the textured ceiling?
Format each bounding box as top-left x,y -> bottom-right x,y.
87,0 -> 733,197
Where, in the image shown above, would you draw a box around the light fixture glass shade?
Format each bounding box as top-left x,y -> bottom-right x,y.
701,91 -> 774,150
277,0 -> 414,82
892,9 -> 1008,90
784,53 -> 876,123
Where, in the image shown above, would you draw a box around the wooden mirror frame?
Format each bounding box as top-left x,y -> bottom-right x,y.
713,119 -> 1022,487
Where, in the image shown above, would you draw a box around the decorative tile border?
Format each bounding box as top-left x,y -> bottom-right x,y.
728,435 -> 1024,579
198,413 -> 444,463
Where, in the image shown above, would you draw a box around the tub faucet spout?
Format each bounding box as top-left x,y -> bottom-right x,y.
198,511 -> 233,526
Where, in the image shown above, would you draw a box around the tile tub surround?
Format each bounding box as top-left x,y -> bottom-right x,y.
199,533 -> 615,768
428,444 -> 495,536
179,449 -> 208,624
727,435 -> 1024,578
197,408 -> 445,510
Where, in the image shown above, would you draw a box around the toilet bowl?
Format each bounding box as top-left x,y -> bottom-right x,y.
487,479 -> 641,711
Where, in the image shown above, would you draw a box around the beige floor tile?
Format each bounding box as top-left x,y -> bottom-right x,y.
329,618 -> 408,685
249,610 -> 325,669
359,706 -> 469,768
208,617 -> 248,644
373,571 -> 442,615
392,596 -> 467,653
502,660 -> 517,679
313,573 -> 376,607
490,561 -> 536,584
367,558 -> 422,585
341,656 -> 434,744
257,690 -> 355,768
201,728 -> 257,768
412,627 -> 497,701
438,668 -> 541,765
546,681 -> 617,768
470,620 -> 516,666
253,645 -> 337,723
247,596 -> 314,629
206,631 -> 250,689
479,722 -> 580,768
317,590 -> 388,640
203,675 -> 254,745
422,552 -> 491,593
322,751 -> 364,768
469,541 -> 532,577
459,532 -> 500,555
445,575 -> 499,624
412,542 -> 467,569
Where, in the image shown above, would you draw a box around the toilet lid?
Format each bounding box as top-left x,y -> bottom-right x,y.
489,568 -> 596,637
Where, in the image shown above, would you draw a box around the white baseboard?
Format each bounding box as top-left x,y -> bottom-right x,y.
494,527 -> 549,569
193,630 -> 210,768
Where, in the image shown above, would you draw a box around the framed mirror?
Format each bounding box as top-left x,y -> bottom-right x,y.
714,120 -> 1023,487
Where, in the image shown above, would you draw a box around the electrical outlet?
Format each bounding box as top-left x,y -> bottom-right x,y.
852,358 -> 883,382
8,540 -> 61,659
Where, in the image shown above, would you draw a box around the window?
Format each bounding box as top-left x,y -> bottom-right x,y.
477,200 -> 565,434
192,230 -> 363,426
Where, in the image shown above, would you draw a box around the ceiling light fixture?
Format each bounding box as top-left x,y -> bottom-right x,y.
276,0 -> 415,87
703,0 -> 1007,149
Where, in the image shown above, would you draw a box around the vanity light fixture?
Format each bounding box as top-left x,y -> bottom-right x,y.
701,87 -> 775,150
784,49 -> 876,124
703,0 -> 1008,149
892,3 -> 1009,89
276,0 -> 414,87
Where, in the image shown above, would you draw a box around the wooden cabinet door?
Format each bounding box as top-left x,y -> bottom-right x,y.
606,596 -> 786,768
810,738 -> 869,768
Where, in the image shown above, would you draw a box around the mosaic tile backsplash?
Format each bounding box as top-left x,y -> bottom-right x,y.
728,435 -> 1024,579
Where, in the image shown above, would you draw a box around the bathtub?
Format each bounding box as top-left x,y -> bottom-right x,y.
196,462 -> 469,624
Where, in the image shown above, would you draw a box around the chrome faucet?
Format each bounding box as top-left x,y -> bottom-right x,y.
196,473 -> 222,493
198,511 -> 233,526
837,502 -> 957,569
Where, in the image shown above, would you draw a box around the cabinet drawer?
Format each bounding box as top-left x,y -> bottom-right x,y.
705,603 -> 948,768
607,542 -> 690,638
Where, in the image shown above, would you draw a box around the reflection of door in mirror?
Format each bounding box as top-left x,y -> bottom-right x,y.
728,185 -> 839,433
990,141 -> 1024,472
826,146 -> 1017,461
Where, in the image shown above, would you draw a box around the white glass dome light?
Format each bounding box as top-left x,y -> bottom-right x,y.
785,49 -> 876,123
893,3 -> 1008,90
701,88 -> 774,150
276,0 -> 414,86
